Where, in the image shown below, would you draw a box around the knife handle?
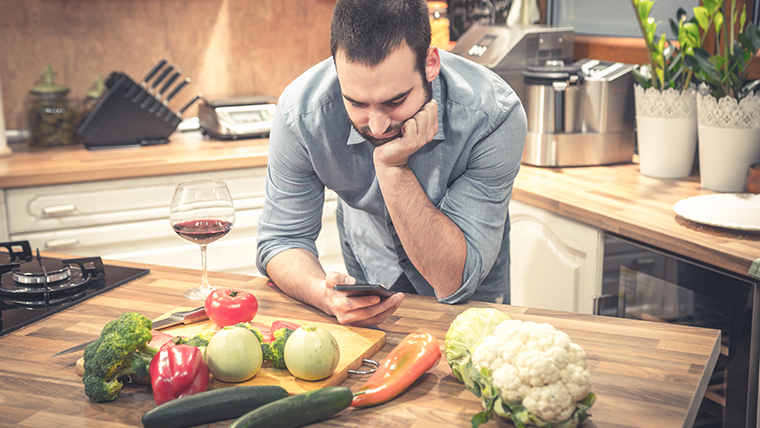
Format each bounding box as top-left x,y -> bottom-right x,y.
181,309 -> 208,324
142,59 -> 167,86
149,65 -> 174,93
178,93 -> 203,116
164,77 -> 190,104
157,70 -> 181,99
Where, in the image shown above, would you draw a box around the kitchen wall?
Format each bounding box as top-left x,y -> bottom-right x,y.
0,0 -> 336,130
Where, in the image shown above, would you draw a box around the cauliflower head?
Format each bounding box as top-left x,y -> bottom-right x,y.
471,319 -> 592,424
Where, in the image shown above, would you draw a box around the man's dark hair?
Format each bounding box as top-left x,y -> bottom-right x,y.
330,0 -> 431,76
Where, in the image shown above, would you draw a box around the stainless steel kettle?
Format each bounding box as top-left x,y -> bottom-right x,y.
523,61 -> 584,135
521,59 -> 636,167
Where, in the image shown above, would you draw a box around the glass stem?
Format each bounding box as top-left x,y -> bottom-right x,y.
199,244 -> 210,292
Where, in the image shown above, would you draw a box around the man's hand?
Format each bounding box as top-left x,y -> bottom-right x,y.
323,271 -> 404,327
373,99 -> 439,168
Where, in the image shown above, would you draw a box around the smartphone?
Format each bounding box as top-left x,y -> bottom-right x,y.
333,283 -> 396,299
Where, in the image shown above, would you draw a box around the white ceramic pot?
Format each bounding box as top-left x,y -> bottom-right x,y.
698,125 -> 760,192
634,86 -> 697,178
697,89 -> 760,192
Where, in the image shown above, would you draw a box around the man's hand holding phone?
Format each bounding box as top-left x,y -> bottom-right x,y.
325,273 -> 403,327
333,283 -> 397,298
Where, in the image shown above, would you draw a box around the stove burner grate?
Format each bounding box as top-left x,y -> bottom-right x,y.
0,240 -> 151,338
13,265 -> 71,285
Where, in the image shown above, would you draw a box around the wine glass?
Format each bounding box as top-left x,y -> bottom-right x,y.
169,179 -> 235,300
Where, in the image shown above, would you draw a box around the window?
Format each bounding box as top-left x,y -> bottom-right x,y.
547,0 -> 702,39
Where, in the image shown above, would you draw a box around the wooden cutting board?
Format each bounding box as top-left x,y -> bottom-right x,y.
77,309 -> 386,395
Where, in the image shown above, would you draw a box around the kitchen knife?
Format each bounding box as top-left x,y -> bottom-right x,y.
163,77 -> 190,105
141,59 -> 168,87
156,70 -> 181,101
50,306 -> 207,357
148,64 -> 175,95
149,70 -> 182,113
178,93 -> 203,116
142,65 -> 175,108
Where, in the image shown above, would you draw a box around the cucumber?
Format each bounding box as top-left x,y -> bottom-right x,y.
228,386 -> 353,428
141,385 -> 289,428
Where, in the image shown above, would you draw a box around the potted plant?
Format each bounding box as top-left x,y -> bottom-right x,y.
631,0 -> 700,178
684,0 -> 760,192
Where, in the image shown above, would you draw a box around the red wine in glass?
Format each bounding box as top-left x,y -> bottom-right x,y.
173,219 -> 232,245
169,179 -> 235,300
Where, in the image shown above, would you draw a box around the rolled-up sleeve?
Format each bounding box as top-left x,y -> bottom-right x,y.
436,90 -> 526,304
256,106 -> 325,277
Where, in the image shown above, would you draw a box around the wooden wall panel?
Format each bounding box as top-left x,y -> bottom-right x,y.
0,0 -> 336,130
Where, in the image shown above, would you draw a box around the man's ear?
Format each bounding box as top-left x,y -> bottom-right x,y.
425,47 -> 441,82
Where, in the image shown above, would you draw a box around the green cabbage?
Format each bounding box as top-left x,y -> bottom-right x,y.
445,308 -> 596,428
445,307 -> 511,394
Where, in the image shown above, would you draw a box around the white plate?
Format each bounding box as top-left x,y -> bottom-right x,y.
673,193 -> 760,231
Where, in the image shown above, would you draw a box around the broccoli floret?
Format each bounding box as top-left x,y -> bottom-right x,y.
82,312 -> 158,402
268,327 -> 295,369
232,323 -> 295,367
174,330 -> 215,348
234,322 -> 265,342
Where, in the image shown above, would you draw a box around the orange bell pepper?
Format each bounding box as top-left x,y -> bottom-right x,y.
351,332 -> 441,407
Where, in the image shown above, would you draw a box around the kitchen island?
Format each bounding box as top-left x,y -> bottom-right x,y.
0,259 -> 720,428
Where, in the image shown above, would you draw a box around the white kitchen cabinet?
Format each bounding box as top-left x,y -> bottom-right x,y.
5,168 -> 344,276
0,194 -> 8,242
509,199 -> 603,314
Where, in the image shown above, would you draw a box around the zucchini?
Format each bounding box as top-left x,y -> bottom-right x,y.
141,385 -> 289,428
228,386 -> 353,428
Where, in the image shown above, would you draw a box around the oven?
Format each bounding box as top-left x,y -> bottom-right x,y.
0,240 -> 150,337
595,233 -> 755,428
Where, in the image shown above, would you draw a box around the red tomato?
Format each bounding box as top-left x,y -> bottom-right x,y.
204,288 -> 258,327
256,325 -> 273,343
149,330 -> 175,350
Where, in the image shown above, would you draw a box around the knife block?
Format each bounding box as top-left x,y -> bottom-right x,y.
77,71 -> 181,149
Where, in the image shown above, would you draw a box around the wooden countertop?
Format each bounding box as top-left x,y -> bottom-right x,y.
512,162 -> 760,281
2,134 -> 757,279
0,260 -> 720,428
0,132 -> 270,189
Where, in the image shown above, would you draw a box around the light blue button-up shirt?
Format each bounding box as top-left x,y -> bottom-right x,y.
256,50 -> 526,304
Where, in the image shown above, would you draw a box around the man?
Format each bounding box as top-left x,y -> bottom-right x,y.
256,0 -> 526,327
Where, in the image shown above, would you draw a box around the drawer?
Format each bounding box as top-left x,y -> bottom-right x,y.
11,207 -> 262,253
12,197 -> 344,276
7,168 -> 266,234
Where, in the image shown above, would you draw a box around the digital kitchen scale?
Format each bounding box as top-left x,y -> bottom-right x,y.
199,95 -> 277,140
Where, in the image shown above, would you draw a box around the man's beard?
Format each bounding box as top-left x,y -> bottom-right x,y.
352,79 -> 433,147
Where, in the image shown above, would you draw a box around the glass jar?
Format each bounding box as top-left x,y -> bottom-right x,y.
81,74 -> 105,126
428,1 -> 450,48
27,65 -> 80,147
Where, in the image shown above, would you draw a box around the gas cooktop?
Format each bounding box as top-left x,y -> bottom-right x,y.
0,241 -> 150,337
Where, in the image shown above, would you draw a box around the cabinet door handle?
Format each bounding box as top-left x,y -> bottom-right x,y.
44,238 -> 79,250
42,204 -> 77,216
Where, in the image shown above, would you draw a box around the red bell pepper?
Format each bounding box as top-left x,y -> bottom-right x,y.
149,344 -> 209,405
351,332 -> 442,408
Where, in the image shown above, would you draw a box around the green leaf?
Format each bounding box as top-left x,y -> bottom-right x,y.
693,6 -> 709,30
691,47 -> 722,84
715,11 -> 724,37
471,410 -> 492,428
703,0 -> 720,15
683,22 -> 700,47
637,1 -> 654,23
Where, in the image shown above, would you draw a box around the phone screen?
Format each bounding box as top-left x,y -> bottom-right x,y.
333,283 -> 396,299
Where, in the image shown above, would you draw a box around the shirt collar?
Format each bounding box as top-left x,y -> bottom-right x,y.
346,75 -> 446,146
